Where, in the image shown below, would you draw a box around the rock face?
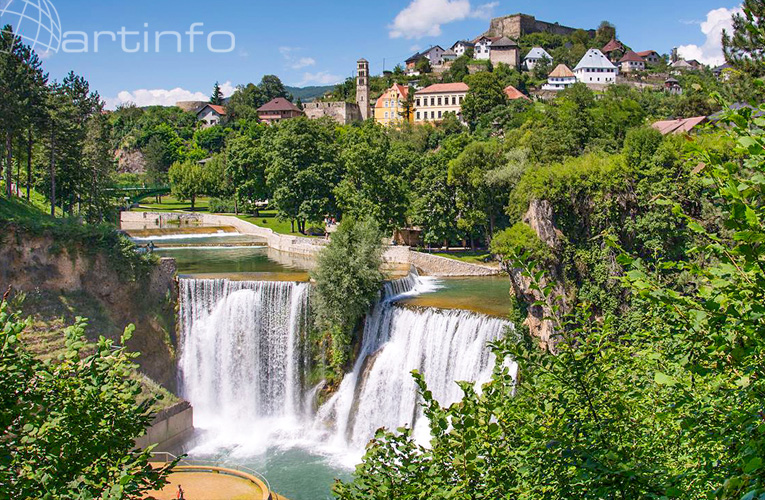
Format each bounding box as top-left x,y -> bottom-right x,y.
0,226 -> 178,390
115,148 -> 146,174
506,199 -> 569,351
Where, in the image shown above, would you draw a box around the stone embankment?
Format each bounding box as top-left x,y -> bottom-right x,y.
121,211 -> 501,277
136,401 -> 194,452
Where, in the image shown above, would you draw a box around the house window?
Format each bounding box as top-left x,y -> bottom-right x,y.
384,112 -> 388,119
438,97 -> 442,106
416,111 -> 420,120
459,96 -> 463,103
452,96 -> 456,105
430,97 -> 435,106
431,111 -> 435,119
438,111 -> 442,118
416,98 -> 421,107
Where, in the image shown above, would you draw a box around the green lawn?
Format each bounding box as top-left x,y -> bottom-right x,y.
137,195 -> 210,212
425,250 -> 498,266
237,211 -> 324,238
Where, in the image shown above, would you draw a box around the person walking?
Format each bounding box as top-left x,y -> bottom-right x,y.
176,484 -> 185,500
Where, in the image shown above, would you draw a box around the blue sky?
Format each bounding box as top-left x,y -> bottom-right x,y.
0,0 -> 742,107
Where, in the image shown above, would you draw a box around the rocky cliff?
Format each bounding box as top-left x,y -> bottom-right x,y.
0,225 -> 178,391
505,199 -> 571,351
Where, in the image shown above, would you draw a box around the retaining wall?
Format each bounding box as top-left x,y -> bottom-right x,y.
136,401 -> 194,452
120,211 -> 500,276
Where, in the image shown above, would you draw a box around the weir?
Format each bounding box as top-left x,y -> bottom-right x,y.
177,271 -> 513,456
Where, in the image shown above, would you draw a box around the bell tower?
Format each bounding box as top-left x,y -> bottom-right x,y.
356,58 -> 370,120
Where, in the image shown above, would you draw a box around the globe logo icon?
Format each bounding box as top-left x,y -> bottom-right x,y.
0,0 -> 61,55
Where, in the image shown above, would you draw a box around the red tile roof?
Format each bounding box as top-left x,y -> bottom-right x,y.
504,85 -> 530,101
636,50 -> 659,58
602,38 -> 624,53
619,50 -> 645,63
651,116 -> 707,135
257,97 -> 301,113
197,104 -> 227,115
415,82 -> 469,94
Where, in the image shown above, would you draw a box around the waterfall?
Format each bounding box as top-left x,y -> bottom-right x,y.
315,302 -> 514,450
178,272 -> 514,460
178,278 -> 310,437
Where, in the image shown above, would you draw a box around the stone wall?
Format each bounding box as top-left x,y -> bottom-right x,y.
487,14 -> 595,39
303,101 -> 362,124
135,401 -> 194,451
490,48 -> 520,68
409,251 -> 500,277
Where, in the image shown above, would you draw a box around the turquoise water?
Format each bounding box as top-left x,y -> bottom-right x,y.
401,275 -> 512,318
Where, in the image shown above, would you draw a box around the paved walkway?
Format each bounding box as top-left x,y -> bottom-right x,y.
145,471 -> 263,500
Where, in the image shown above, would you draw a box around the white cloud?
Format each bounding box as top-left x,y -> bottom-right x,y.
295,71 -> 342,87
279,46 -> 317,69
105,80 -> 235,109
388,0 -> 498,39
677,6 -> 742,66
292,57 -> 316,69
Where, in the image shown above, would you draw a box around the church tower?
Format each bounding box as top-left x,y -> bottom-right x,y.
356,58 -> 370,120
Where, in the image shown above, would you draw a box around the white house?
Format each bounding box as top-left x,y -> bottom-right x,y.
474,36 -> 499,60
451,40 -> 475,57
524,47 -> 553,70
542,64 -> 576,91
196,104 -> 227,128
574,48 -> 618,85
619,51 -> 646,73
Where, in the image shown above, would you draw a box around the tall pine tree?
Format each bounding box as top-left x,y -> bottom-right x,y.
723,0 -> 765,76
210,81 -> 223,105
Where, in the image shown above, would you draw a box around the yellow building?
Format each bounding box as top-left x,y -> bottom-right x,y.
374,84 -> 412,126
413,82 -> 469,123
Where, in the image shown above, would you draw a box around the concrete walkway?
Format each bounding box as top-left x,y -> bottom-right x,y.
144,464 -> 289,500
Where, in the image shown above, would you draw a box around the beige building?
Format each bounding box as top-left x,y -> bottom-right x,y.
414,82 -> 469,123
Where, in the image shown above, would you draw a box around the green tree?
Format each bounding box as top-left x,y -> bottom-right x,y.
334,103 -> 765,500
0,25 -> 47,198
0,302 -> 176,498
723,0 -> 765,76
311,217 -> 384,378
263,118 -> 340,233
335,122 -> 408,231
226,128 -> 268,214
461,72 -> 508,127
448,140 -> 505,247
168,159 -> 207,210
210,81 -> 223,105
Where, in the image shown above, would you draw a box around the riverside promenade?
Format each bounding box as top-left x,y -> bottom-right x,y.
121,211 -> 501,277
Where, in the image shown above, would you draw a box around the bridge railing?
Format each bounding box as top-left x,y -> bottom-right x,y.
150,452 -> 274,500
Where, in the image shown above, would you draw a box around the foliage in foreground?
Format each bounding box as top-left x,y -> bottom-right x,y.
311,217 -> 384,381
333,106 -> 765,499
0,302 -> 176,499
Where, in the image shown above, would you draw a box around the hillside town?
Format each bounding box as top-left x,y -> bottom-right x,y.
2,2 -> 765,500
177,12 -> 730,131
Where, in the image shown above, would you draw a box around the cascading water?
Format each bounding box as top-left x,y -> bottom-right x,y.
177,270 -> 514,461
178,278 -> 310,445
315,294 -> 513,450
